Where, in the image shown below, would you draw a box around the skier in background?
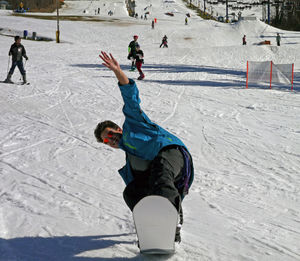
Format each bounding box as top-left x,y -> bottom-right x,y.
160,35 -> 168,48
4,36 -> 28,84
242,35 -> 246,45
96,51 -> 194,243
127,35 -> 139,71
135,44 -> 144,80
185,17 -> 188,25
276,33 -> 281,46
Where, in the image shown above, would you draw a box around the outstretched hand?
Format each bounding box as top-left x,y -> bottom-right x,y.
99,51 -> 120,72
99,51 -> 129,85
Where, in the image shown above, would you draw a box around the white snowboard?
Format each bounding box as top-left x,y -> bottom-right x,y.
133,195 -> 178,254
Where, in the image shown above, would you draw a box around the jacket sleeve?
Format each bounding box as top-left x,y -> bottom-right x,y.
8,45 -> 13,56
118,79 -> 146,122
118,161 -> 134,185
22,46 -> 28,59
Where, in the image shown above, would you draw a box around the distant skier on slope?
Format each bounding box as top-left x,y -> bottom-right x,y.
96,51 -> 194,243
276,33 -> 281,46
4,36 -> 28,84
127,35 -> 139,71
242,35 -> 246,45
160,35 -> 168,48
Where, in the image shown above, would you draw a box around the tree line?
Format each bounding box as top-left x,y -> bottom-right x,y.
272,1 -> 300,31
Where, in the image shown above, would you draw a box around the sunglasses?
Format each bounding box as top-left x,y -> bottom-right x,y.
103,131 -> 114,144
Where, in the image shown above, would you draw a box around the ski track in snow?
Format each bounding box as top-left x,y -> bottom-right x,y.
1,0 -> 300,260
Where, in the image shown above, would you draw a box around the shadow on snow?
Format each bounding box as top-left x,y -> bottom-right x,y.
0,233 -> 153,261
70,63 -> 299,92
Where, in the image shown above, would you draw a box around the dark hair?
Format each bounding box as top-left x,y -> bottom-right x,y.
94,120 -> 120,143
15,36 -> 21,41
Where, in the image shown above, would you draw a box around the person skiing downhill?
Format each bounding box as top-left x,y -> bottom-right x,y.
96,51 -> 194,242
242,35 -> 246,45
135,44 -> 144,80
160,35 -> 168,48
4,36 -> 28,84
127,35 -> 139,71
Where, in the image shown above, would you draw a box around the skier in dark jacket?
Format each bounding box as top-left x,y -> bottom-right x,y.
96,51 -> 194,242
127,35 -> 139,70
135,44 -> 144,80
160,35 -> 168,48
4,36 -> 28,84
276,33 -> 281,46
242,35 -> 246,45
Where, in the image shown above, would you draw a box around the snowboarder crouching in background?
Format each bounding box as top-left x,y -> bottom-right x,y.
127,35 -> 139,71
4,36 -> 28,84
96,51 -> 194,242
242,35 -> 246,45
135,44 -> 144,80
160,35 -> 168,48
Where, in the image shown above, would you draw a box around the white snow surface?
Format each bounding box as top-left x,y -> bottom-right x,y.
0,0 -> 300,260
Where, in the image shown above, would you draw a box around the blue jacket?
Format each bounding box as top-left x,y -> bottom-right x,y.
118,79 -> 194,188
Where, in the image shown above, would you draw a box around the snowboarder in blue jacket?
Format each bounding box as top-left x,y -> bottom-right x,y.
95,51 -> 194,242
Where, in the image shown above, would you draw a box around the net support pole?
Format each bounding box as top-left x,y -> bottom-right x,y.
246,61 -> 249,89
291,63 -> 294,91
270,61 -> 273,89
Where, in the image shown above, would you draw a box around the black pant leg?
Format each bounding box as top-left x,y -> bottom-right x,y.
148,147 -> 184,212
123,178 -> 149,211
9,61 -> 17,75
17,61 -> 26,75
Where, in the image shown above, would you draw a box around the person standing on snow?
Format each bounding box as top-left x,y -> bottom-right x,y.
135,44 -> 144,80
96,51 -> 194,243
160,35 -> 168,48
276,33 -> 281,46
4,36 -> 28,84
242,35 -> 246,45
127,35 -> 139,71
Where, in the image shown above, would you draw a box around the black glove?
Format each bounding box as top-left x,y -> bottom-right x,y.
25,57 -> 28,61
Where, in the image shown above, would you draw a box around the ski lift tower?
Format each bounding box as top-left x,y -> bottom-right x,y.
267,0 -> 270,24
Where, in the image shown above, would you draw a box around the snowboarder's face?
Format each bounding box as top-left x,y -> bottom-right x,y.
101,127 -> 122,149
15,38 -> 21,45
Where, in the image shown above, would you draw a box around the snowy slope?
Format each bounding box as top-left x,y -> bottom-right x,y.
0,0 -> 300,260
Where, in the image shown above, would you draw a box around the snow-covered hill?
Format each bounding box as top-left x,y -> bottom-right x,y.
0,0 -> 299,260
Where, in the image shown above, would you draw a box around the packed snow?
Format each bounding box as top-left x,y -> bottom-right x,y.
0,0 -> 299,260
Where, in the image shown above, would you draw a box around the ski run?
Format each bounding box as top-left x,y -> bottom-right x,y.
0,0 -> 300,260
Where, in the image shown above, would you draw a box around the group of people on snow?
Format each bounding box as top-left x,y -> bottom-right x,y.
127,34 -> 169,80
127,35 -> 145,80
1,23 -> 284,248
242,33 -> 281,46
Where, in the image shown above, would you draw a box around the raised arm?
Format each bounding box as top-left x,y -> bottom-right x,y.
99,51 -> 129,85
